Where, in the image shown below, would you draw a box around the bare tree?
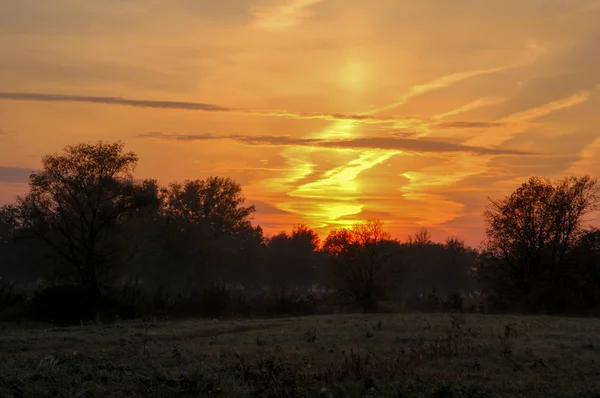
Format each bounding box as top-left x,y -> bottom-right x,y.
407,227 -> 432,245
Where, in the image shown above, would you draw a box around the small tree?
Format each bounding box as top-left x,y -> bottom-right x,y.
323,219 -> 399,312
477,176 -> 600,313
10,141 -> 157,297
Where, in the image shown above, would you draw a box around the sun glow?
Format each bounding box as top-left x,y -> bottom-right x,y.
337,60 -> 371,93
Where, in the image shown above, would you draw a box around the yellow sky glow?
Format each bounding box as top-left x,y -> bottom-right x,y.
1,0 -> 599,245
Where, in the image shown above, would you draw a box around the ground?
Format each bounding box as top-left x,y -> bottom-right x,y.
1,313 -> 600,397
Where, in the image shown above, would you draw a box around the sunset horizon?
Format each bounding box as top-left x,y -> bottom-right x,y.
2,0 -> 600,246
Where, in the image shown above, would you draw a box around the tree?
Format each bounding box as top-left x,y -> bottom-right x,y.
9,141 -> 157,297
323,219 -> 399,312
160,177 -> 256,238
566,229 -> 600,312
407,227 -> 432,245
477,176 -> 600,313
156,177 -> 260,289
264,224 -> 323,289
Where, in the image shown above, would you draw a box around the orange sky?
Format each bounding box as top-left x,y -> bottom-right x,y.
1,0 -> 600,246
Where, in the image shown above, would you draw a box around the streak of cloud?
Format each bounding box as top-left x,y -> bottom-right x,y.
371,66 -> 509,114
250,0 -> 325,30
0,91 -> 421,125
466,90 -> 594,147
0,92 -> 232,112
432,97 -> 507,121
435,121 -> 507,129
140,132 -> 534,155
567,137 -> 600,175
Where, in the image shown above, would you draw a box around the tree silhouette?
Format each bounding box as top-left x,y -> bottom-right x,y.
477,176 -> 600,312
407,226 -> 432,246
323,219 -> 399,312
264,224 -> 323,289
154,177 -> 261,289
8,141 -> 157,297
161,177 -> 256,238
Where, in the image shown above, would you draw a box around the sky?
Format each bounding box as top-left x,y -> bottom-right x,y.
1,0 -> 600,246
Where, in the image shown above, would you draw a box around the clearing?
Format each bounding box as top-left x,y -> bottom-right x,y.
1,313 -> 600,397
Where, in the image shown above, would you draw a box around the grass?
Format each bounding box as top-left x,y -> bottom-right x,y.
1,313 -> 600,397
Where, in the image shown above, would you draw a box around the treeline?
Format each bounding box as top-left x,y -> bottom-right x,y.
0,141 -> 599,324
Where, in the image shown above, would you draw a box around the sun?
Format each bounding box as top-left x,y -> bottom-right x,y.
337,59 -> 370,93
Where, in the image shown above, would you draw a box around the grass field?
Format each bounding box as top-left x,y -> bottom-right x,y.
1,313 -> 600,397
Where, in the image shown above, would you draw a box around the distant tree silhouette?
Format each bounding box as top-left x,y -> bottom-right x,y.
151,177 -> 261,290
160,177 -> 256,238
395,235 -> 478,308
323,219 -> 399,312
477,176 -> 600,313
7,141 -> 158,297
407,227 -> 432,245
565,229 -> 600,312
264,224 -> 323,289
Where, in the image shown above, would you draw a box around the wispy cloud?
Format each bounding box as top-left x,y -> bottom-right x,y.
432,97 -> 507,121
0,91 -> 422,125
371,66 -> 509,114
435,121 -> 507,129
567,137 -> 600,175
250,0 -> 325,30
0,91 -> 521,133
500,91 -> 592,124
0,92 -> 232,112
466,90 -> 594,147
140,132 -> 534,155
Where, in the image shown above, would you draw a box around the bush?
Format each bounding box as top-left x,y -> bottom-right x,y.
31,285 -> 100,325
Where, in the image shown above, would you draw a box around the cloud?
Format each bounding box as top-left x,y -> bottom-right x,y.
435,121 -> 507,129
140,132 -> 533,155
371,66 -> 509,114
465,89 -> 595,147
0,92 -> 231,112
567,137 -> 600,176
0,167 -> 34,183
250,0 -> 324,30
432,97 -> 507,121
0,91 -> 424,125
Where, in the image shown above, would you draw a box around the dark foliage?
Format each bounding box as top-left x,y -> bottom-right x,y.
2,140 -> 600,322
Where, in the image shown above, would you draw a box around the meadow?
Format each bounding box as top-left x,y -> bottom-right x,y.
1,313 -> 600,397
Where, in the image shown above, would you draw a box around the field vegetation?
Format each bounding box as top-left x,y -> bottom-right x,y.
2,313 -> 600,397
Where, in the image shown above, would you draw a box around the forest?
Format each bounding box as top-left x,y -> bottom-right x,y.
1,141 -> 600,325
